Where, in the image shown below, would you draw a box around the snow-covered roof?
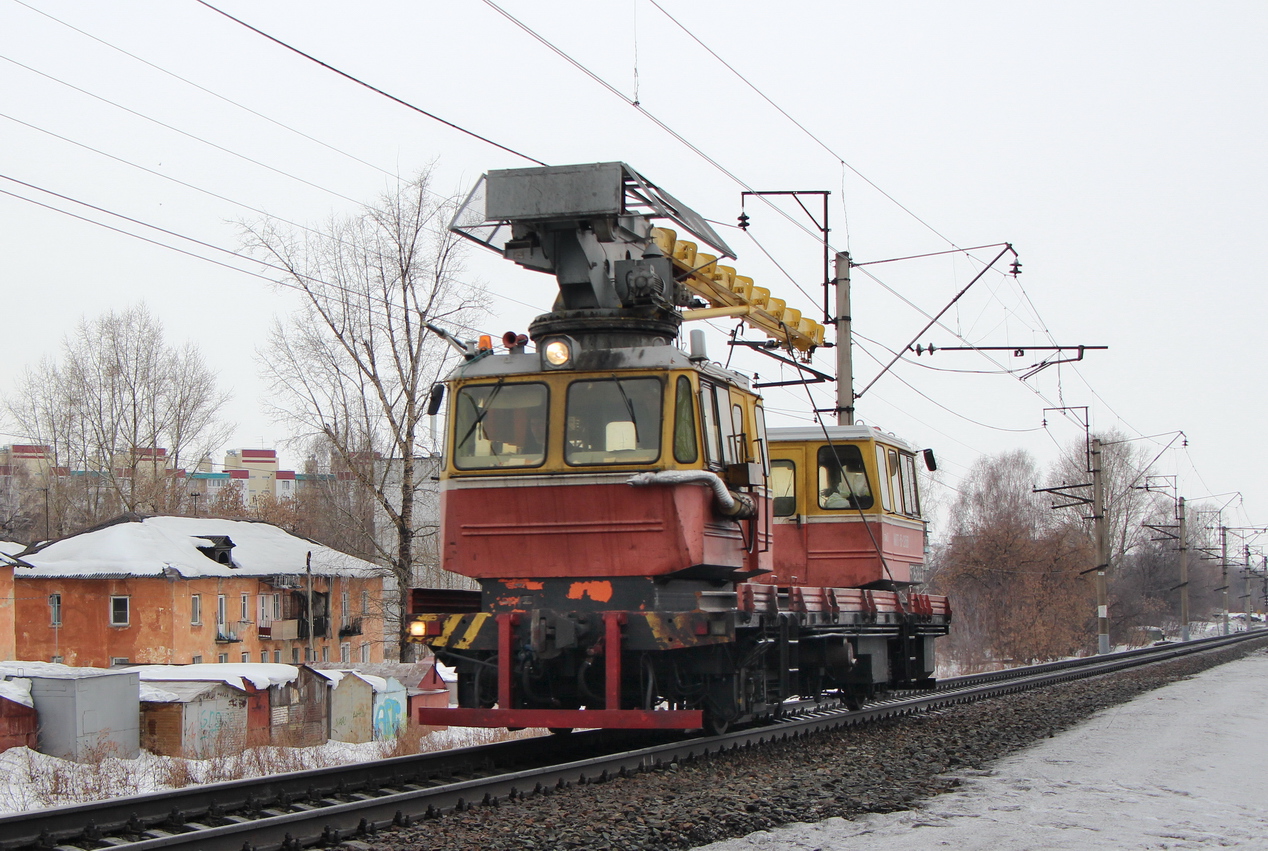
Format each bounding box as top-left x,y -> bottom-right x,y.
0,661 -> 135,681
311,668 -> 394,693
0,678 -> 33,708
135,663 -> 299,691
313,660 -> 442,690
140,680 -> 235,703
354,673 -> 390,693
140,683 -> 183,702
12,516 -> 380,579
0,541 -> 23,556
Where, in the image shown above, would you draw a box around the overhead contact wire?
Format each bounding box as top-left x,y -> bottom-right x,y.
193,0 -> 547,167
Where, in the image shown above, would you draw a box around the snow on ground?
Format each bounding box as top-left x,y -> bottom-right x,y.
0,726 -> 542,816
702,649 -> 1268,851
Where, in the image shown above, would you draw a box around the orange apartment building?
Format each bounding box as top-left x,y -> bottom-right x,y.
10,516 -> 387,668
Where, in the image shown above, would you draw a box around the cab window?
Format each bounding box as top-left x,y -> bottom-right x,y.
731,403 -> 747,463
888,449 -> 903,513
565,377 -> 663,465
673,376 -> 699,463
899,451 -> 921,518
818,445 -> 873,510
699,382 -> 722,466
875,445 -> 892,512
754,405 -> 770,474
453,382 -> 548,469
771,459 -> 796,516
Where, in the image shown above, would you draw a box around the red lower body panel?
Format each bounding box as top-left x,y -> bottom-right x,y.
415,707 -> 703,730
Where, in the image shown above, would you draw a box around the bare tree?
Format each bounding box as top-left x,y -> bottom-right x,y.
1046,431 -> 1173,641
242,170 -> 484,659
6,304 -> 232,535
929,450 -> 1094,668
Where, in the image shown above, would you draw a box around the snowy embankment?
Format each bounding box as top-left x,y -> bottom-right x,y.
702,648 -> 1268,851
0,726 -> 540,817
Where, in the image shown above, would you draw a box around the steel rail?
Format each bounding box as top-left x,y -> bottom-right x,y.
3,630 -> 1263,851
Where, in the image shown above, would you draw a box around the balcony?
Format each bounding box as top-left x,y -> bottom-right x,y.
268,619 -> 300,640
298,616 -> 330,640
214,629 -> 241,643
338,618 -> 363,638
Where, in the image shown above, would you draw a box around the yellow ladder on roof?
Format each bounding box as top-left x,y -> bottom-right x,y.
652,227 -> 826,353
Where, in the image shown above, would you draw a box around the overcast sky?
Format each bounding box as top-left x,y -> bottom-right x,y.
1,1 -> 1264,542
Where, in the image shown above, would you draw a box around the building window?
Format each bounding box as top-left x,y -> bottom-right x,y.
48,593 -> 62,627
340,642 -> 351,664
272,594 -> 281,620
291,648 -> 300,663
321,645 -> 329,663
217,594 -> 227,628
218,653 -> 228,664
109,596 -> 130,627
192,655 -> 203,664
240,593 -> 250,622
361,590 -> 370,615
241,652 -> 249,663
341,590 -> 349,625
191,594 -> 202,625
50,655 -> 64,664
261,651 -> 268,663
273,650 -> 281,663
360,643 -> 370,663
110,657 -> 129,667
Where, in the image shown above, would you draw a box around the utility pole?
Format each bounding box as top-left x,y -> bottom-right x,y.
1092,437 -> 1110,654
1243,544 -> 1253,632
306,550 -> 315,663
834,252 -> 854,425
1178,497 -> 1190,641
1221,526 -> 1229,636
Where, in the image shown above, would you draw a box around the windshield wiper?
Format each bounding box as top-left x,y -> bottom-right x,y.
455,378 -> 506,453
611,375 -> 641,444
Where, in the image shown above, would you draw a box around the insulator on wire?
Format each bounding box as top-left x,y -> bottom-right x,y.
738,212 -> 750,230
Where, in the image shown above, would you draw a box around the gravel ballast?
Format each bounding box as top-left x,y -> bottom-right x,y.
359,640 -> 1268,851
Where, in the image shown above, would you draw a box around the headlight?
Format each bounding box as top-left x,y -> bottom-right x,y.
408,620 -> 428,637
543,339 -> 572,368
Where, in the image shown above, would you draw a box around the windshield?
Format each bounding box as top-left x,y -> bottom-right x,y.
453,382 -> 548,469
565,377 -> 663,465
817,444 -> 874,510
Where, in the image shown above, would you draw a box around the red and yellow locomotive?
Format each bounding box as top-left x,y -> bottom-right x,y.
408,163 -> 949,732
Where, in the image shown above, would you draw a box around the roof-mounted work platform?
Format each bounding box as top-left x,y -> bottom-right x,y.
450,162 -> 824,353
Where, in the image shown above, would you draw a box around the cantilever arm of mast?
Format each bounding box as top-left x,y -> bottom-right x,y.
855,244 -> 1016,400
727,339 -> 835,387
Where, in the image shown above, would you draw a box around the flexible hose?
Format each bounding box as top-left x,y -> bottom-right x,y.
627,470 -> 756,518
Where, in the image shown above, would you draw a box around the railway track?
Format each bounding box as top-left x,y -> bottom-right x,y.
3,630 -> 1263,851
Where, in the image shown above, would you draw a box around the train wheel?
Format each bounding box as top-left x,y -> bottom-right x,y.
703,707 -> 731,736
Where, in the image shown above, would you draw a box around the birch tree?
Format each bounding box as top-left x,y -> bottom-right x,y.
242,170 -> 483,659
6,304 -> 231,537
